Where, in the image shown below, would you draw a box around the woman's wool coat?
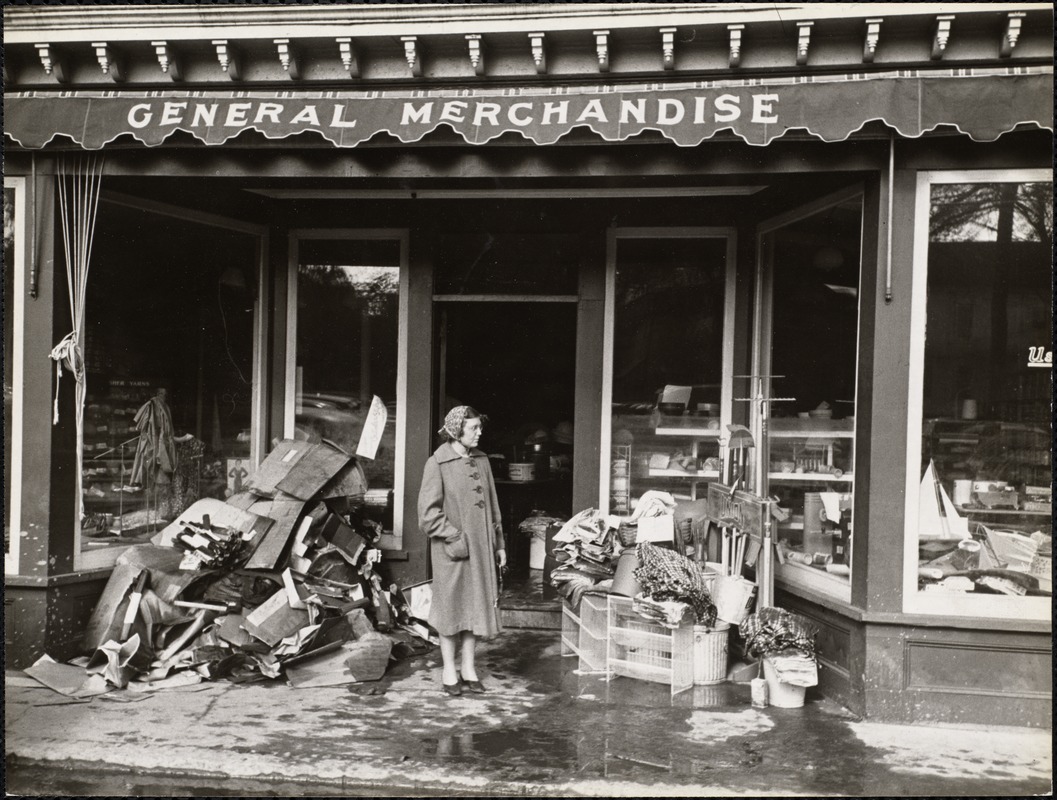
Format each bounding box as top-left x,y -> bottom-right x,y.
418,442 -> 505,638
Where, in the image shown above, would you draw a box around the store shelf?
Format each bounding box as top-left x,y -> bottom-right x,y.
955,505 -> 1051,517
648,468 -> 721,479
770,430 -> 853,440
770,420 -> 854,435
655,427 -> 723,437
770,472 -> 853,483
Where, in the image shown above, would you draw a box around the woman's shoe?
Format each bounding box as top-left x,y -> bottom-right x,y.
442,680 -> 463,697
460,677 -> 486,694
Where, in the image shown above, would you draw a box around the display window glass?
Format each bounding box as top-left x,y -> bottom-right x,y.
601,229 -> 736,518
756,192 -> 863,603
905,170 -> 1052,620
290,233 -> 406,545
4,178 -> 25,574
78,202 -> 260,569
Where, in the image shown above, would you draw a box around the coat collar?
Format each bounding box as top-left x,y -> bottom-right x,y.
434,442 -> 487,463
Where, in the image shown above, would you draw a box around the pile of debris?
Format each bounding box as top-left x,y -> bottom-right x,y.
50,435 -> 436,696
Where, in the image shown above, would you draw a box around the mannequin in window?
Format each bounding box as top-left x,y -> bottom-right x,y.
130,386 -> 176,492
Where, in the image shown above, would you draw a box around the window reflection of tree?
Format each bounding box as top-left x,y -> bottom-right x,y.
929,183 -> 1052,243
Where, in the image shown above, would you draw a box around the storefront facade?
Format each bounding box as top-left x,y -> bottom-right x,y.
3,3 -> 1052,726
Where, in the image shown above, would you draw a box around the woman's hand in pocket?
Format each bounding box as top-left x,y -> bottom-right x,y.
443,532 -> 470,561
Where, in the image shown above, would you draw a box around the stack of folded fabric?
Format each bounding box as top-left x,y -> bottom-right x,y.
549,508 -> 618,606
631,594 -> 690,629
740,606 -> 818,661
632,542 -> 717,627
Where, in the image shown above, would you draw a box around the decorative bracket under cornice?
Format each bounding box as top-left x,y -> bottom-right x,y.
466,34 -> 484,76
593,30 -> 609,72
212,40 -> 241,80
34,43 -> 66,82
92,42 -> 123,82
932,15 -> 954,60
796,22 -> 814,66
728,24 -> 744,68
275,39 -> 299,80
528,32 -> 546,74
336,37 -> 358,75
863,18 -> 882,63
151,41 -> 181,81
660,27 -> 676,70
401,36 -> 422,77
1001,11 -> 1026,57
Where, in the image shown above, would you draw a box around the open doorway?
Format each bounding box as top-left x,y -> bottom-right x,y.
435,301 -> 577,573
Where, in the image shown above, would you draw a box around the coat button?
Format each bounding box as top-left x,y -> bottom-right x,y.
475,499 -> 485,508
469,472 -> 480,480
473,485 -> 483,494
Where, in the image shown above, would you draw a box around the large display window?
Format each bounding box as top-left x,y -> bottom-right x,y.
287,231 -> 408,549
77,198 -> 264,569
4,177 -> 25,575
904,170 -> 1052,620
600,228 -> 736,516
755,190 -> 864,604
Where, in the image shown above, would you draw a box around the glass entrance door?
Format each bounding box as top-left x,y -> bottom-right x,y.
754,189 -> 864,601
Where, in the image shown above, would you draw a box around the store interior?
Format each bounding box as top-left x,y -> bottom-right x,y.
76,167 -> 873,563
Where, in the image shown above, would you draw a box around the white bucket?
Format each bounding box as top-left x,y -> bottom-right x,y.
713,575 -> 757,626
762,657 -> 807,708
529,536 -> 546,570
692,622 -> 730,685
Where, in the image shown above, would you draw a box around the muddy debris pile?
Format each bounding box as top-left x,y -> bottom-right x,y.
30,438 -> 436,698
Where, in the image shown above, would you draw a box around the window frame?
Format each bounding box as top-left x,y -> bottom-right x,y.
902,168 -> 1052,621
286,229 -> 410,551
598,226 -> 738,512
75,192 -> 269,571
5,177 -> 26,576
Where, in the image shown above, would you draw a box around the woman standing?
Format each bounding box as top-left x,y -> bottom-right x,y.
418,406 -> 506,696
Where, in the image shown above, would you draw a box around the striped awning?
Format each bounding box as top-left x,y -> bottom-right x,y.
5,68 -> 1052,150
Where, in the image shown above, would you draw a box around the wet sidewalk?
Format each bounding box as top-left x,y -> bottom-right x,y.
5,628 -> 1052,797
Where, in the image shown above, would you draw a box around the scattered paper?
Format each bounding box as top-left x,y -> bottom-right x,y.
819,493 -> 843,525
356,395 -> 388,460
407,582 -> 433,621
25,655 -> 112,698
127,671 -> 204,693
86,635 -> 143,689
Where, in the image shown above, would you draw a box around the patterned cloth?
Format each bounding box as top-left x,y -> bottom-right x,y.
633,542 -> 717,626
439,405 -> 471,441
739,606 -> 818,659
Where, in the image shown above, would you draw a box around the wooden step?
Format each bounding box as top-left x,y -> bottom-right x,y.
499,570 -> 562,630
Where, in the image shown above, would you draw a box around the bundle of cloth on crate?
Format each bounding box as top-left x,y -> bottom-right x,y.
632,542 -> 717,628
39,437 -> 437,698
548,495 -> 717,630
740,606 -> 819,687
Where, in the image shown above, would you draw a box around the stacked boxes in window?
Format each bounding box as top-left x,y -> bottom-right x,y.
607,595 -> 694,697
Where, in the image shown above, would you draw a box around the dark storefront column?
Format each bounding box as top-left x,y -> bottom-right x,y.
4,161 -> 111,667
